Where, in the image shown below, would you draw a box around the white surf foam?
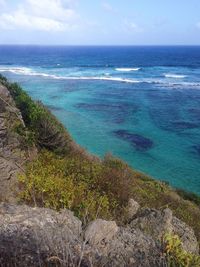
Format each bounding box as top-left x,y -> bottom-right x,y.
1,66 -> 200,88
0,66 -> 34,75
62,76 -> 141,83
164,73 -> 186,79
0,66 -> 141,83
115,68 -> 141,72
0,66 -> 59,79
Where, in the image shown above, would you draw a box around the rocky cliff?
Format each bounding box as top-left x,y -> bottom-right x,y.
0,84 -> 32,202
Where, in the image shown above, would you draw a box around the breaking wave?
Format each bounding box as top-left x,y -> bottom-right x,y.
0,66 -> 140,83
0,66 -> 200,88
115,67 -> 141,72
164,73 -> 186,79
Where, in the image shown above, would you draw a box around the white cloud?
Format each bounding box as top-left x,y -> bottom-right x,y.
0,10 -> 65,31
26,0 -> 76,21
0,0 -> 78,31
102,2 -> 114,12
123,19 -> 143,33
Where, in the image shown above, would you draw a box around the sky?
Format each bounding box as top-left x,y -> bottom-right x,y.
0,0 -> 200,45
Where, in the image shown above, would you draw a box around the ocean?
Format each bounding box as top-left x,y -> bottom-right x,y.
0,45 -> 200,194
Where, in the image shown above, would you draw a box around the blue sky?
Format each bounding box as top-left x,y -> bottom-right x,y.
0,0 -> 200,45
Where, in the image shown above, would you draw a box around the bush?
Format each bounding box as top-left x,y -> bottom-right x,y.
18,150 -> 112,223
18,150 -> 138,222
0,74 -> 8,83
176,189 -> 200,207
164,233 -> 200,267
99,154 -> 134,205
2,79 -> 72,154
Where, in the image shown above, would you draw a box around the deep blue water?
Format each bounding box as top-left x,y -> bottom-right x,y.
0,45 -> 200,194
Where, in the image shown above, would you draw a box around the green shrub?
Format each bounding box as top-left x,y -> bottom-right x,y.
99,154 -> 134,205
164,233 -> 200,267
176,189 -> 200,207
0,74 -> 8,83
2,79 -> 72,154
18,150 -> 112,223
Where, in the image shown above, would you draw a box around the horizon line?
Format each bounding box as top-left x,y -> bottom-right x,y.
0,44 -> 200,47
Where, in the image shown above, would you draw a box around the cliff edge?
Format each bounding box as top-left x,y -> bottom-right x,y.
0,83 -> 33,202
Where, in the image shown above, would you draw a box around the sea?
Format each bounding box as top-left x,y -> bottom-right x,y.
0,45 -> 200,194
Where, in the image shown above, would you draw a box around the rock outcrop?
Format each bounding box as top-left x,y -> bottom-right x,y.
0,202 -> 198,267
129,207 -> 199,254
84,219 -> 119,246
0,85 -> 35,202
126,198 -> 140,220
0,85 -> 25,202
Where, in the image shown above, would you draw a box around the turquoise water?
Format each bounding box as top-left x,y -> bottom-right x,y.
0,46 -> 200,194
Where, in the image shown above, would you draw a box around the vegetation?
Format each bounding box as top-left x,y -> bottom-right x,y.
19,150 -> 111,223
176,188 -> 200,207
18,150 -> 136,223
0,74 -> 73,154
164,233 -> 200,267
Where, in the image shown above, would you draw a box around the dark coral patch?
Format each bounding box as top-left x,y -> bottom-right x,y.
76,102 -> 138,125
172,121 -> 199,130
192,145 -> 200,157
188,108 -> 200,121
75,103 -> 111,111
113,130 -> 153,152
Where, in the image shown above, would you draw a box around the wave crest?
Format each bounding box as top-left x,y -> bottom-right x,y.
0,66 -> 141,83
0,66 -> 200,88
115,68 -> 141,72
164,73 -> 186,79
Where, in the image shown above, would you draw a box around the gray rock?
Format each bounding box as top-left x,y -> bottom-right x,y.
97,227 -> 166,267
0,203 -> 83,266
84,219 -> 119,246
130,208 -> 173,240
0,85 -> 33,202
0,203 -> 168,267
129,207 -> 199,254
85,220 -> 167,267
172,216 -> 199,254
127,198 -> 140,220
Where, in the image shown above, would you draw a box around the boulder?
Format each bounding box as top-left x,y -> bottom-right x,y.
99,227 -> 166,267
0,204 -> 167,267
84,219 -> 167,267
130,208 -> 173,239
129,207 -> 199,254
0,203 -> 83,266
84,219 -> 118,247
126,198 -> 140,220
172,216 -> 199,254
